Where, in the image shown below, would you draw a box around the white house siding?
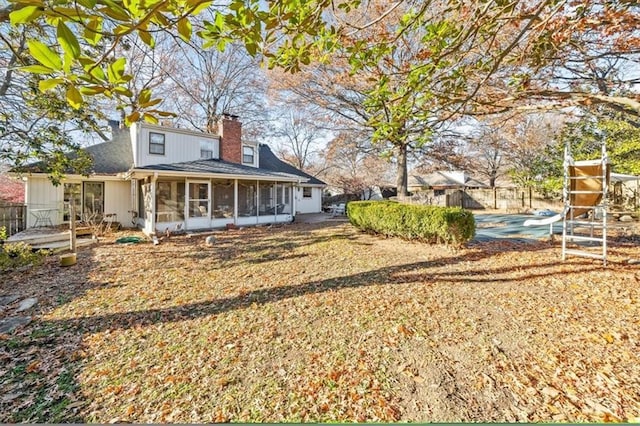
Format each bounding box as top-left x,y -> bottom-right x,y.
26,176 -> 132,228
131,123 -> 220,167
104,180 -> 134,228
25,176 -> 62,227
294,186 -> 323,214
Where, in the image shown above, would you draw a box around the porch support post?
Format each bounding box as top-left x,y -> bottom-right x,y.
256,179 -> 260,224
233,179 -> 238,225
208,178 -> 212,220
150,174 -> 157,234
293,180 -> 300,216
24,177 -> 31,228
275,182 -> 279,221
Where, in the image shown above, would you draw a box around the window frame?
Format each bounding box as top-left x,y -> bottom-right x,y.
302,187 -> 312,198
200,139 -> 214,159
242,145 -> 255,164
149,132 -> 165,155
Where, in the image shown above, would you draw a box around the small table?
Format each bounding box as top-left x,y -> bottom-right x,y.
30,208 -> 57,227
330,204 -> 346,217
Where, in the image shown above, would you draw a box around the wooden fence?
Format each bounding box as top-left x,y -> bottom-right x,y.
407,188 -> 564,211
0,204 -> 27,236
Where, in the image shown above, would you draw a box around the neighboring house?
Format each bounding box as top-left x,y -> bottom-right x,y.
13,116 -> 326,234
362,185 -> 397,200
408,171 -> 488,193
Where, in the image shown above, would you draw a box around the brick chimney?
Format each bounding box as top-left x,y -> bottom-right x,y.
218,114 -> 242,163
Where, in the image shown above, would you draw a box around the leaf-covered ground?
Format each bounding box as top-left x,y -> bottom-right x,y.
1,220 -> 640,422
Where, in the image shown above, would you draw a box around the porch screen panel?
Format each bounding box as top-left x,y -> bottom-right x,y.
259,183 -> 276,215
238,181 -> 256,216
276,183 -> 292,214
212,180 -> 234,218
188,182 -> 209,218
156,180 -> 185,221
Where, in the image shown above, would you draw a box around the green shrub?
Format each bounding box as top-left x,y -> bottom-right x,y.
347,200 -> 475,246
0,242 -> 49,272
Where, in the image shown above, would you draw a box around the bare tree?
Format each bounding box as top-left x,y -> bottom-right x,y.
159,17 -> 270,138
322,131 -> 394,197
269,106 -> 328,171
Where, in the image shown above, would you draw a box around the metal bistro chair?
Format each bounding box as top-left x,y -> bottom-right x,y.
331,203 -> 346,217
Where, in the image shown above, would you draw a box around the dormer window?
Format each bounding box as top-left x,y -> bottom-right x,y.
149,132 -> 165,155
200,139 -> 214,159
243,146 -> 255,164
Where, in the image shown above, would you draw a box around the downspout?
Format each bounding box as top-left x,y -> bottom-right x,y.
131,179 -> 137,227
23,176 -> 30,228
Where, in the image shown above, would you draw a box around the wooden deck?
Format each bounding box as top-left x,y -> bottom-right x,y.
6,227 -> 96,251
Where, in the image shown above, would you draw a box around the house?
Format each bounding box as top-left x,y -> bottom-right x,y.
408,170 -> 488,193
14,116 -> 326,234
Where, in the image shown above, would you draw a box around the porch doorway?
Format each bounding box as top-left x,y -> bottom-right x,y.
186,180 -> 210,229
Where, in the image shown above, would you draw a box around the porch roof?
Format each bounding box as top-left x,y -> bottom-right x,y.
130,158 -> 305,182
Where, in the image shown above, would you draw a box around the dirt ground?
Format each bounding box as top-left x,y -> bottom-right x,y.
1,220 -> 640,422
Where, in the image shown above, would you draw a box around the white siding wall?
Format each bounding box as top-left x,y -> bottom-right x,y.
26,177 -> 62,227
294,186 -> 323,214
131,123 -> 220,167
26,176 -> 132,228
104,180 -> 134,228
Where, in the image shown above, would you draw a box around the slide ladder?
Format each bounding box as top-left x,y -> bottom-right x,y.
561,142 -> 609,265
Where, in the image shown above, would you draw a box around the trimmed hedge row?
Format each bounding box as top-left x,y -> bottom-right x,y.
346,201 -> 475,246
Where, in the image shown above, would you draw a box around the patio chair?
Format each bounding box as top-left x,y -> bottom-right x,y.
332,203 -> 346,217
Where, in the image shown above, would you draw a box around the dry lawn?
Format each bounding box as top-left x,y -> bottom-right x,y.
1,220 -> 640,422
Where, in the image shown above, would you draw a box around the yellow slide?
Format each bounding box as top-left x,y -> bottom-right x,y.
524,160 -> 609,227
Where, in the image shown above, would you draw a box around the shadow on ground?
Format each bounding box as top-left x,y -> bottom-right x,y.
0,215 -> 619,422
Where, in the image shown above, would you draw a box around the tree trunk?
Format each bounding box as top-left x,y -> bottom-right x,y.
396,144 -> 409,197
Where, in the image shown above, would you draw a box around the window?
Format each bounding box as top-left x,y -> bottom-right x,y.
149,132 -> 165,155
200,139 -> 214,159
302,187 -> 312,198
63,183 -> 81,222
243,146 -> 254,164
83,182 -> 104,219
